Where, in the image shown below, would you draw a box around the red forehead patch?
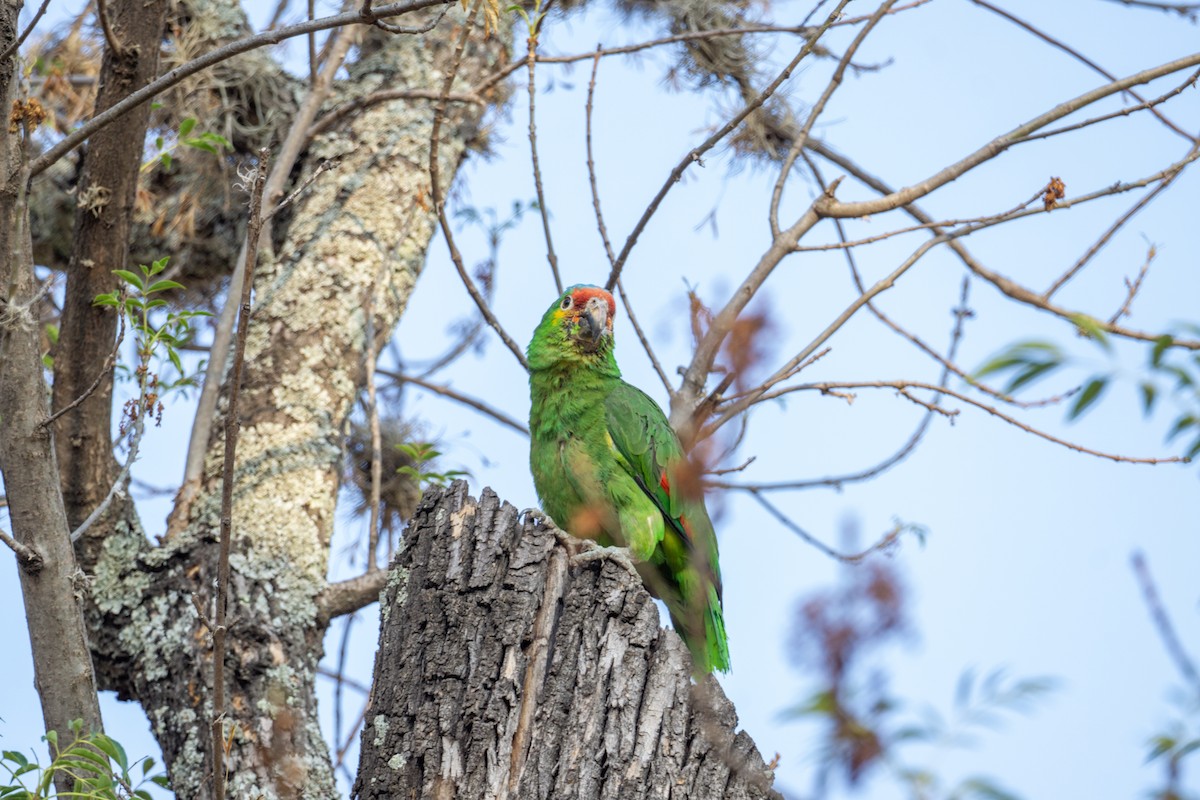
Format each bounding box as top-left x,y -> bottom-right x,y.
570,286 -> 617,318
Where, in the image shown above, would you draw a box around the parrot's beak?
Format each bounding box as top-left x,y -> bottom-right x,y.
580,300 -> 608,343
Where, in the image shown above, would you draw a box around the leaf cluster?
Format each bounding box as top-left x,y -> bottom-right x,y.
976,318 -> 1200,462
1,720 -> 170,799
140,116 -> 231,174
394,442 -> 469,489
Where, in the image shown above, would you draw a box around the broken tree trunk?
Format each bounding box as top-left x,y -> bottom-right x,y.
355,482 -> 781,800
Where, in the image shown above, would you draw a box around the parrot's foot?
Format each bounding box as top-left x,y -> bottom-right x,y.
570,543 -> 641,582
520,508 -> 555,530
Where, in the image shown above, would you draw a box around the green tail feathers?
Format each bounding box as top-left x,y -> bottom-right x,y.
669,585 -> 731,675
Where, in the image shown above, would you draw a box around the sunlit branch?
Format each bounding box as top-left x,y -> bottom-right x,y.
968,0 -> 1197,143
743,380 -> 1186,465
28,0 -> 455,177
602,0 -> 853,293
380,369 -> 529,436
806,138 -> 1200,351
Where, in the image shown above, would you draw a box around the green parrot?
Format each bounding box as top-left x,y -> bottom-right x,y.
527,284 -> 730,674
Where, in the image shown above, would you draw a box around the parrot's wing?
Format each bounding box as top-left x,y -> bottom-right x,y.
603,382 -> 722,597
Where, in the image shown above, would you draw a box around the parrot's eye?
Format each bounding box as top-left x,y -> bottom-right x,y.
561,296 -> 573,310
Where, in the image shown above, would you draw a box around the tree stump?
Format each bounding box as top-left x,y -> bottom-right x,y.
354,482 -> 780,800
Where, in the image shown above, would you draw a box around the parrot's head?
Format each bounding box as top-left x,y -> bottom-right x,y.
528,284 -> 618,370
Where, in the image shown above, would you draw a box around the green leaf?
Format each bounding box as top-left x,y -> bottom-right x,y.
44,323 -> 59,345
1070,313 -> 1111,351
154,136 -> 163,151
150,101 -> 163,110
1166,415 -> 1196,443
168,348 -> 184,375
160,153 -> 173,171
184,139 -> 218,154
178,117 -> 196,137
1147,734 -> 1176,763
113,269 -> 144,290
92,734 -> 128,772
93,292 -> 120,307
146,279 -> 185,294
1,753 -> 28,769
1139,381 -> 1157,416
150,775 -> 170,788
1005,360 -> 1059,393
140,757 -> 154,777
1151,334 -> 1174,367
151,256 -> 169,274
1067,376 -> 1108,420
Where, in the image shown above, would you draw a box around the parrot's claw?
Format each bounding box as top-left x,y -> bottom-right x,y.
520,508 -> 554,529
570,544 -> 641,582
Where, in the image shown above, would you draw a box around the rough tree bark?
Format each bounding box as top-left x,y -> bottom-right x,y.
52,0 -> 168,556
356,483 -> 781,800
0,0 -> 105,764
75,9 -> 512,799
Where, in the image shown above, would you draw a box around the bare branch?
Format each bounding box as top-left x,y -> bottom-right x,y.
750,380 -> 1186,465
0,0 -> 53,64
807,138 -> 1200,351
1109,247 -> 1155,324
28,0 -> 455,177
524,18 -> 561,294
318,569 -> 390,622
42,311 -> 124,429
429,1 -> 529,370
1101,0 -> 1200,16
1131,550 -> 1200,695
380,369 -> 529,436
968,0 -> 1196,142
602,0 -> 853,292
815,52 -> 1200,221
745,490 -> 914,563
308,89 -> 483,141
1043,177 -> 1175,300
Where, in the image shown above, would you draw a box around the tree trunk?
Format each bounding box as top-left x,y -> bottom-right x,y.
355,483 -> 781,800
0,0 -> 105,764
81,10 -> 512,799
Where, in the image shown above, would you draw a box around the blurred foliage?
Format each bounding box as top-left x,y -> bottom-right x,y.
976,320 -> 1200,462
786,555 -> 1057,799
0,720 -> 170,799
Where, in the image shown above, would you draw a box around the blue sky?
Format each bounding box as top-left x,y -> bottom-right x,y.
3,1 -> 1199,797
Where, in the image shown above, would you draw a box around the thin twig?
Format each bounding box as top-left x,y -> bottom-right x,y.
967,0 -> 1196,143
585,48 -> 615,267
1043,177 -> 1175,300
602,0 -> 853,292
1101,0 -> 1200,16
428,0 -> 529,370
747,490 -> 913,563
807,137 -> 1200,351
746,380 -> 1186,465
379,368 -> 528,435
307,88 -> 482,141
307,0 -> 317,86
0,0 -> 53,63
265,158 -> 338,221
1131,551 -> 1200,695
1021,69 -> 1200,145
69,414 -> 143,542
1109,247 -> 1155,324
370,0 -> 451,33
42,312 -> 125,428
525,19 -> 562,294
470,3 -> 933,98
363,254 -> 388,573
211,150 -> 270,800
28,0 -> 455,177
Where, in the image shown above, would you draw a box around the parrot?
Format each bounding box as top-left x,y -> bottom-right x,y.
527,284 -> 730,675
